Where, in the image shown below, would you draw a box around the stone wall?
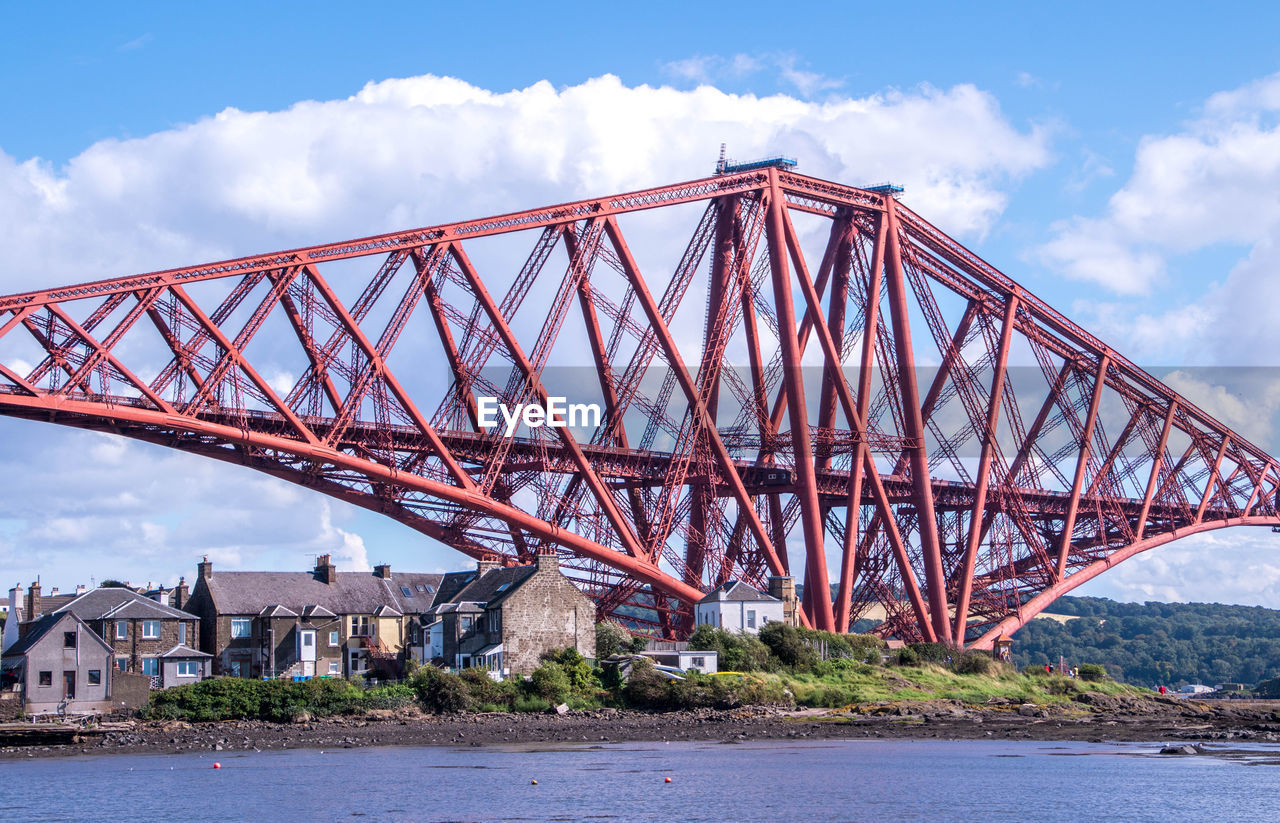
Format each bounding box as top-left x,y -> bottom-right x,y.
499,562 -> 596,675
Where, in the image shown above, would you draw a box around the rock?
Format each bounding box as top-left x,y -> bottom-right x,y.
554,704 -> 570,716
1017,704 -> 1038,717
1159,745 -> 1198,755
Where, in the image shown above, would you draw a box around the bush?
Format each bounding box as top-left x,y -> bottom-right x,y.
622,660 -> 672,710
596,622 -> 634,659
530,661 -> 572,705
896,646 -> 920,666
540,648 -> 599,698
410,667 -> 472,713
144,676 -> 383,722
907,642 -> 951,663
759,622 -> 816,669
459,668 -> 517,710
1078,663 -> 1108,682
955,650 -> 993,675
1254,676 -> 1280,698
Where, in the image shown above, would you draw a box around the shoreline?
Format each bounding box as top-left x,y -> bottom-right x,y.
4,697 -> 1279,759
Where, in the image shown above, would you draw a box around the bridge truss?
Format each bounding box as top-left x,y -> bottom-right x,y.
1,167 -> 1276,646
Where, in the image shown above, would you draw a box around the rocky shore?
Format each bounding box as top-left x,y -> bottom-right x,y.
3,696 -> 1279,759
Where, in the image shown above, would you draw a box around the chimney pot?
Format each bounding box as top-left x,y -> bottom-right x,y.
315,554 -> 337,585
374,564 -> 392,579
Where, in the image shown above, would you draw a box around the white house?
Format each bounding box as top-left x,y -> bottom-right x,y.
640,649 -> 719,674
694,581 -> 785,634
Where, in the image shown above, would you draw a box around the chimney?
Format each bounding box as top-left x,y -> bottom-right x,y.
534,547 -> 559,572
49,587 -> 60,597
374,564 -> 392,579
175,577 -> 188,609
197,556 -> 213,580
74,585 -> 86,595
475,554 -> 501,577
24,581 -> 41,623
769,576 -> 798,627
315,554 -> 337,585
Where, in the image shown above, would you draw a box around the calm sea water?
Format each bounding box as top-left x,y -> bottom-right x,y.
1,738 -> 1276,822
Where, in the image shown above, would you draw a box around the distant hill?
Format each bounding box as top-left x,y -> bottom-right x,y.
1011,595 -> 1280,689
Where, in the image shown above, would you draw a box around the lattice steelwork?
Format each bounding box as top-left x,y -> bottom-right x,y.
1,167 -> 1276,645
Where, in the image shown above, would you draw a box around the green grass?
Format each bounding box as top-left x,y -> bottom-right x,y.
743,663 -> 1148,709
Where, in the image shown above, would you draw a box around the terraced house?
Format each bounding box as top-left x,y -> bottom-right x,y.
184,555 -> 443,679
9,582 -> 208,689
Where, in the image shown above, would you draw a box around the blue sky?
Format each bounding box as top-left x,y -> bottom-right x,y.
3,2 -> 1280,606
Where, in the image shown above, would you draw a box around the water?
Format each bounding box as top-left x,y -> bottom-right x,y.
1,739 -> 1277,822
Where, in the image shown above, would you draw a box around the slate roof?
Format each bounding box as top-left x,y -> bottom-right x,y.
54,587 -> 194,621
446,565 -> 539,609
696,580 -> 781,604
201,571 -> 445,617
2,612 -> 112,658
433,571 -> 480,605
159,643 -> 212,659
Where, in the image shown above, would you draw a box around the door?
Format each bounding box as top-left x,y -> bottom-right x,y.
63,671 -> 75,700
300,630 -> 317,662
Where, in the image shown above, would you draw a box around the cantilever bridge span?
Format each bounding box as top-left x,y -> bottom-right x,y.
1,167 -> 1276,646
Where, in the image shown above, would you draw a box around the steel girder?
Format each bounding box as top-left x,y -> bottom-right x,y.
1,167 -> 1277,644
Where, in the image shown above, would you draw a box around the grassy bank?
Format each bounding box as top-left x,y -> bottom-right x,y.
142,630 -> 1148,722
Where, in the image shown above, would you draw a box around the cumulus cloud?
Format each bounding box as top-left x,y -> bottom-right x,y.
1077,529 -> 1280,607
1038,70 -> 1280,304
0,72 -> 1048,588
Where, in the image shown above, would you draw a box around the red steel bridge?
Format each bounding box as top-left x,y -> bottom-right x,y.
1,167 -> 1277,647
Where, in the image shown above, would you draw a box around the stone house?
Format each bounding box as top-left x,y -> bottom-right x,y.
49,587 -> 204,687
421,551 -> 595,677
1,612 -> 115,716
693,580 -> 787,634
183,555 -> 443,679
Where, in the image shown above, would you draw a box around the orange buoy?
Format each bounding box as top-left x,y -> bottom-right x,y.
531,779 -> 538,785
664,777 -> 672,783
213,763 -> 222,769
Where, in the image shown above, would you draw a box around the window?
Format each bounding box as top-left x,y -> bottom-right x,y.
460,616 -> 474,633
38,671 -> 52,687
142,620 -> 161,639
115,657 -> 128,672
488,611 -> 501,633
415,584 -> 426,593
401,586 -> 414,597
88,670 -> 102,686
178,622 -> 187,646
176,661 -> 199,677
63,631 -> 77,648
140,658 -> 159,676
328,660 -> 340,675
231,618 -> 251,639
496,583 -> 511,593
350,616 -> 371,637
301,632 -> 314,648
746,610 -> 756,629
115,620 -> 128,640
328,630 -> 339,647
229,660 -> 247,678
690,657 -> 705,668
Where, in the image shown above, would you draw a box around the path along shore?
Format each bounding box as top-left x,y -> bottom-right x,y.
3,695 -> 1278,759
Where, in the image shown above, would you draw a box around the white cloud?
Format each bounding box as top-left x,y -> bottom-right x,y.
0,72 -> 1047,588
1076,529 -> 1280,606
1038,70 -> 1280,301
